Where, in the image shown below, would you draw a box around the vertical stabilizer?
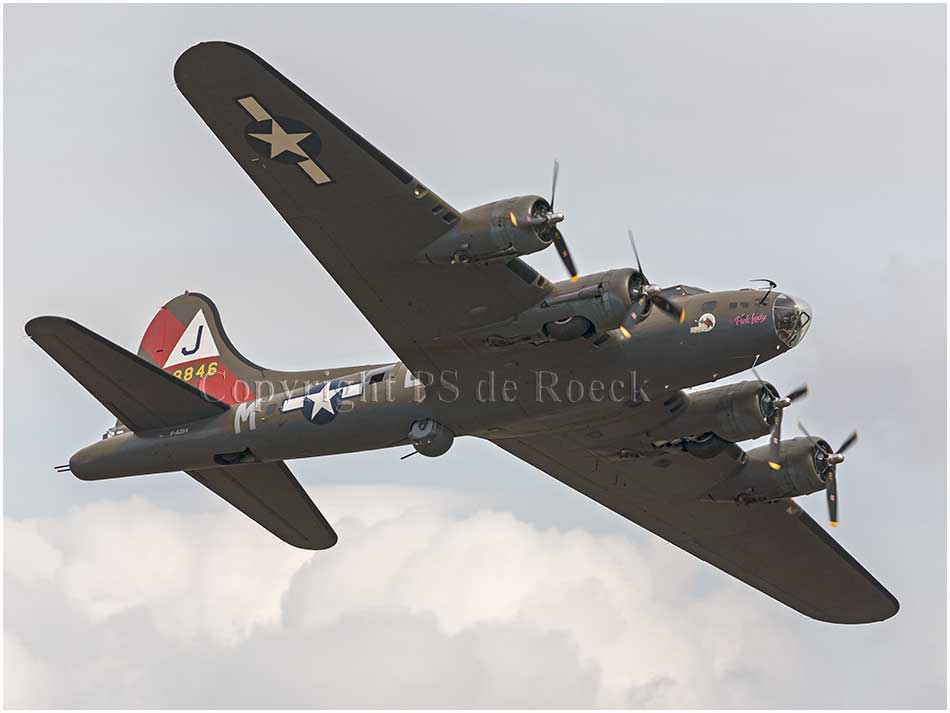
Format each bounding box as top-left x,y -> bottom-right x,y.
137,292 -> 263,406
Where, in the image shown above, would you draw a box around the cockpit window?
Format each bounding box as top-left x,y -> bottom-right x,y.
662,285 -> 709,297
773,294 -> 812,347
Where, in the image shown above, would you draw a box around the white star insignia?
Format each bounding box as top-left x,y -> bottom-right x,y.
248,118 -> 312,160
305,383 -> 338,420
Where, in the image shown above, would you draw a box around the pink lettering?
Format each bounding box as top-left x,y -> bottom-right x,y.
732,313 -> 768,326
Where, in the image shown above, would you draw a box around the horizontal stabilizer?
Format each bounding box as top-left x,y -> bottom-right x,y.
26,316 -> 229,432
187,461 -> 337,549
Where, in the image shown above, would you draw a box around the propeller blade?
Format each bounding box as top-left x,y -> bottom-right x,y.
786,385 -> 809,402
550,159 -> 560,210
651,293 -> 685,323
826,467 -> 839,526
797,420 -> 817,445
552,228 -> 578,282
627,228 -> 646,281
618,305 -> 644,339
837,431 -> 858,455
768,412 -> 783,470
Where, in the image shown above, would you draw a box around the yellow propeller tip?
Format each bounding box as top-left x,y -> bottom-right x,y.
509,211 -> 518,226
678,311 -> 685,324
768,462 -> 782,471
831,522 -> 838,527
619,326 -> 631,339
570,275 -> 580,283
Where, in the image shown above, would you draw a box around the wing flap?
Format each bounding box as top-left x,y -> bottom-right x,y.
26,316 -> 228,432
187,460 -> 337,550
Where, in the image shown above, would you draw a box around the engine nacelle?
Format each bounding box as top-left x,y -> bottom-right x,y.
482,269 -> 639,347
650,380 -> 774,444
420,196 -> 554,265
409,419 -> 455,457
705,437 -> 828,504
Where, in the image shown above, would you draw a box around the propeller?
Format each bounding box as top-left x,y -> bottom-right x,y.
751,367 -> 808,470
618,229 -> 685,338
507,160 -> 578,281
549,161 -> 579,282
799,421 -> 858,527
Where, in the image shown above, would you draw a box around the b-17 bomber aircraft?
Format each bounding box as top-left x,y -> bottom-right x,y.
27,42 -> 898,625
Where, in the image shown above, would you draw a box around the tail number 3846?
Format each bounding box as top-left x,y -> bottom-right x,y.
172,361 -> 219,382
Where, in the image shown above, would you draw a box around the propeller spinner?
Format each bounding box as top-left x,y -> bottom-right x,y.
799,421 -> 858,527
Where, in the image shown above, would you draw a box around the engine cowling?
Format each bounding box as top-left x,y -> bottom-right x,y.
705,437 -> 829,504
482,268 -> 641,347
650,380 -> 775,444
420,196 -> 554,265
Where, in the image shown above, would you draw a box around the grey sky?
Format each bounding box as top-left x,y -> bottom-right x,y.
3,3 -> 946,708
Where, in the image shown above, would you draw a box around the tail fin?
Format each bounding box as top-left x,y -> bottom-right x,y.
137,292 -> 263,406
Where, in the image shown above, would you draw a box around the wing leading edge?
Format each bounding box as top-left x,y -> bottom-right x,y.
492,433 -> 898,624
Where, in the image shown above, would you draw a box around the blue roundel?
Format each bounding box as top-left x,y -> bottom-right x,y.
303,379 -> 349,425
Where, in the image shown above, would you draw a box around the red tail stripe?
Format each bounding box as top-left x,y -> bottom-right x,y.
139,307 -> 186,367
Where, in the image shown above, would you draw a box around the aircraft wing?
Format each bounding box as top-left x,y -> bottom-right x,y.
174,42 -> 547,374
491,431 -> 899,624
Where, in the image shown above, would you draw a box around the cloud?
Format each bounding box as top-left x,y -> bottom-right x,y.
4,484 -> 817,708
